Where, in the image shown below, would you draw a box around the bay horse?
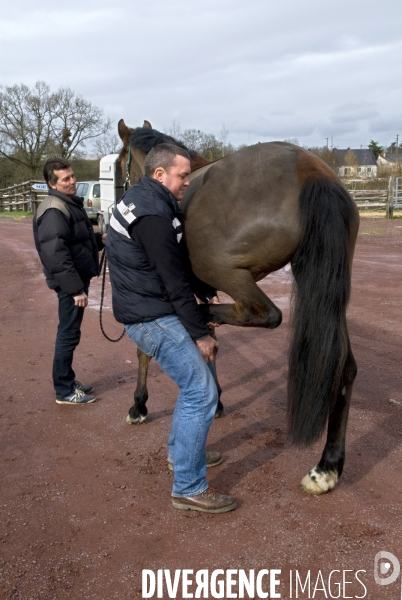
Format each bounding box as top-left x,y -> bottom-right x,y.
116,118 -> 359,495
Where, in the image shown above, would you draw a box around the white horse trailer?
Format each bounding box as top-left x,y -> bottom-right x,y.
97,154 -> 124,233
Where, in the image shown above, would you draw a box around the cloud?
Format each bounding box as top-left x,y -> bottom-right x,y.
1,0 -> 401,150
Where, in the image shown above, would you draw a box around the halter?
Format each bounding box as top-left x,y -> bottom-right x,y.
124,145 -> 131,191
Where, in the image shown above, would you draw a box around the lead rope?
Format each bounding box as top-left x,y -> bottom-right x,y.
99,143 -> 131,342
99,249 -> 125,342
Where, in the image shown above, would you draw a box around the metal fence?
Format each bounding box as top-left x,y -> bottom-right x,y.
395,177 -> 402,209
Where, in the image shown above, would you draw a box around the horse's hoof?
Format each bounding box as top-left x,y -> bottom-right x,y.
126,414 -> 148,425
300,466 -> 338,495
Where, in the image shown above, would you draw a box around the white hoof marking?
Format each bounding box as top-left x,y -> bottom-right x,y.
300,466 -> 338,495
126,414 -> 148,425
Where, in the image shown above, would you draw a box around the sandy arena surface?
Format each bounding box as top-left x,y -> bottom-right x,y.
0,216 -> 401,599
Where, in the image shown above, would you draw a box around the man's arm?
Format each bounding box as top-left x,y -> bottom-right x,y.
181,245 -> 217,303
36,208 -> 85,296
129,216 -> 213,340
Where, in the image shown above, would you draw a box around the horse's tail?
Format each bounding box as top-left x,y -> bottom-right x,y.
288,177 -> 356,445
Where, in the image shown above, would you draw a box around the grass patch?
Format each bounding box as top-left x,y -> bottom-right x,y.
0,211 -> 33,220
358,210 -> 402,219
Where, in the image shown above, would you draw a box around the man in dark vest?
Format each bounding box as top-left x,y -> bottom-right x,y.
105,143 -> 237,513
33,157 -> 105,404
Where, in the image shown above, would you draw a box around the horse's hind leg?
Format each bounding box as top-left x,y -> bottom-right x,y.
300,343 -> 357,494
126,348 -> 151,424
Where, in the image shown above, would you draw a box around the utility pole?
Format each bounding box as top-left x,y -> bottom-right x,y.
396,135 -> 399,154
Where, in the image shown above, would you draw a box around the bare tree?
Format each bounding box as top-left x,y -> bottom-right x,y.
283,138 -> 300,146
92,132 -> 122,159
308,146 -> 337,169
166,119 -> 182,140
344,149 -> 359,176
50,87 -> 111,158
0,81 -> 111,177
164,120 -> 237,160
180,128 -> 235,161
0,82 -> 55,176
220,124 -> 229,149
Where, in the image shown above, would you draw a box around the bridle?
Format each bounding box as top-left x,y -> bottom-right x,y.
124,145 -> 132,191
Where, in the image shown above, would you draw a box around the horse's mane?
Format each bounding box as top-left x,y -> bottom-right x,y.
129,127 -> 198,158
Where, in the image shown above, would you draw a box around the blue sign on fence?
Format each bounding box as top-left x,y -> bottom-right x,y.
32,183 -> 48,191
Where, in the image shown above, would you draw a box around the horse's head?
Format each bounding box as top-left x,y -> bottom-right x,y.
117,119 -> 210,190
118,119 -> 150,189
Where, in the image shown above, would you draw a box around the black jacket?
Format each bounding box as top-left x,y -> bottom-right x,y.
105,176 -> 215,339
33,188 -> 103,295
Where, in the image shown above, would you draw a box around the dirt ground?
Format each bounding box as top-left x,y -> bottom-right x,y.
0,216 -> 401,600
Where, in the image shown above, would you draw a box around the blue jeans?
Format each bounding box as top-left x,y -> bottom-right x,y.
125,315 -> 218,497
53,283 -> 89,398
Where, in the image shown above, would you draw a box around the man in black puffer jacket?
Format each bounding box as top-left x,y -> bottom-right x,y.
33,157 -> 104,404
106,143 -> 237,514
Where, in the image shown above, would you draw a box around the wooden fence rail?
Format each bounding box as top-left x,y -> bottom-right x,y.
343,176 -> 398,218
0,176 -> 399,218
348,189 -> 388,209
0,180 -> 48,213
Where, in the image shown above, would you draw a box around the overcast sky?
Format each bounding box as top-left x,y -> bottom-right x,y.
1,0 -> 401,151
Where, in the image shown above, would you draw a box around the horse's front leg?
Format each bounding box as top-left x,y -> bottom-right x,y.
208,325 -> 224,418
300,346 -> 357,494
198,270 -> 283,329
126,347 -> 152,424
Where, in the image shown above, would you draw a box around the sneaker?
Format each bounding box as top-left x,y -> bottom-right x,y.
75,379 -> 94,394
168,451 -> 223,471
172,487 -> 237,513
56,389 -> 96,404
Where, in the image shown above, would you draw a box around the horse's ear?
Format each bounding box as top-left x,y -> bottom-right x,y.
118,119 -> 131,146
143,120 -> 152,128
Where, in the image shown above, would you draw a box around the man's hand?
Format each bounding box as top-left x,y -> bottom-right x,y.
196,335 -> 219,363
102,233 -> 107,244
73,291 -> 88,307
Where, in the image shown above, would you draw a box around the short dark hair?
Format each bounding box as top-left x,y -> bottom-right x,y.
144,143 -> 190,177
43,157 -> 72,185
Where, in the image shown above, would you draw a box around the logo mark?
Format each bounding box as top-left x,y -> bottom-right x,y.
374,551 -> 400,586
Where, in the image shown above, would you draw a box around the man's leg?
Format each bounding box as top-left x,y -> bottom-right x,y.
52,287 -> 86,398
125,315 -> 217,497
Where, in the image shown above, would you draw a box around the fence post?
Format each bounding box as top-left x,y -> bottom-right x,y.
22,191 -> 28,211
386,176 -> 395,219
31,191 -> 39,214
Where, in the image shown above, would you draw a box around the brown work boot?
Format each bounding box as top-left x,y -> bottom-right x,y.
172,487 -> 237,513
168,451 -> 223,471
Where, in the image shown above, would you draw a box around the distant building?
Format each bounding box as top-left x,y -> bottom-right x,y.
332,148 -> 378,178
377,151 -> 402,172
